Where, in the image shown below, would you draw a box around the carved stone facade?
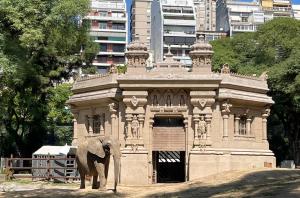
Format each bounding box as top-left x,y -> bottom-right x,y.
67,38 -> 275,185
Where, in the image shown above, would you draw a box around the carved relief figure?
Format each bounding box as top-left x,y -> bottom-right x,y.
153,95 -> 158,106
180,95 -> 185,106
166,95 -> 171,106
198,115 -> 207,139
131,115 -> 139,138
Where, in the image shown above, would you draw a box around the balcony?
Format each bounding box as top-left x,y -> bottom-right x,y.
163,31 -> 195,37
231,24 -> 257,32
164,19 -> 196,26
273,0 -> 290,5
98,52 -> 125,56
91,2 -> 125,10
91,27 -> 126,33
86,15 -> 126,22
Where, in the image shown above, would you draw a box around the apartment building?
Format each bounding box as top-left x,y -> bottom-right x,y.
292,4 -> 300,20
86,0 -> 128,73
265,0 -> 292,17
151,0 -> 196,66
131,0 -> 152,49
217,0 -> 294,37
217,0 -> 274,36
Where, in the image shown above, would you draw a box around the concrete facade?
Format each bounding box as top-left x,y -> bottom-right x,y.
86,0 -> 128,73
151,0 -> 196,66
68,38 -> 275,185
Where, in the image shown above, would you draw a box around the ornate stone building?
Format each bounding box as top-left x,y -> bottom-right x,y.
67,37 -> 275,185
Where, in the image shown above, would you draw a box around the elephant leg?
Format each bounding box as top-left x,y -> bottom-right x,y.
79,170 -> 85,189
94,162 -> 106,190
92,175 -> 98,189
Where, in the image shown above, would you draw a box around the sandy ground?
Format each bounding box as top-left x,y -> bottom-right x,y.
1,168 -> 300,198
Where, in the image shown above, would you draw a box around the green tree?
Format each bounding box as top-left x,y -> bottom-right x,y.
211,18 -> 300,165
0,0 -> 96,157
47,83 -> 73,145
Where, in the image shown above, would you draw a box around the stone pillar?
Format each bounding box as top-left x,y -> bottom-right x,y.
88,116 -> 93,133
222,113 -> 229,139
205,114 -> 212,140
148,118 -> 154,184
221,101 -> 232,140
262,108 -> 270,141
246,118 -> 252,135
234,115 -> 240,135
193,114 -> 200,140
100,113 -> 105,135
184,117 -> 189,181
71,111 -> 79,146
125,114 -> 133,139
109,103 -> 118,139
138,114 -> 145,139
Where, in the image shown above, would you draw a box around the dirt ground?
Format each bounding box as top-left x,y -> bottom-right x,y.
1,168 -> 300,198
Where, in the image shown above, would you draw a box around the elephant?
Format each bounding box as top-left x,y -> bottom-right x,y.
76,136 -> 121,192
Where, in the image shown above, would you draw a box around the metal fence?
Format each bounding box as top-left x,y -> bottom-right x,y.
2,156 -> 80,182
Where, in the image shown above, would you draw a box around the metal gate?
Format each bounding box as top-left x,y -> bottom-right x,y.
152,127 -> 185,151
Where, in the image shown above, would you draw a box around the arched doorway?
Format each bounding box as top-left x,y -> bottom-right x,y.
152,116 -> 186,183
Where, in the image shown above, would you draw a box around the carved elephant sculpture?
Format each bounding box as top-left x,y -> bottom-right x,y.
76,136 -> 121,192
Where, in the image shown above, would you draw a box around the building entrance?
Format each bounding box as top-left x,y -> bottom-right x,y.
152,116 -> 186,183
153,151 -> 185,183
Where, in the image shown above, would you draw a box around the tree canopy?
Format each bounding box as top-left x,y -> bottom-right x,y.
211,17 -> 300,165
0,0 -> 96,157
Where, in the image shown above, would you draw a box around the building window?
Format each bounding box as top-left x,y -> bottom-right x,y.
239,116 -> 247,135
93,115 -> 101,134
242,17 -> 248,22
99,22 -> 107,29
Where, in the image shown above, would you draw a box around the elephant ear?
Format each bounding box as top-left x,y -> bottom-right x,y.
87,138 -> 105,158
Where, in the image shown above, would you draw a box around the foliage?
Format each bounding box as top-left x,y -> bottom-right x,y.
0,0 -> 96,157
117,64 -> 127,74
211,18 -> 300,165
47,83 -> 73,145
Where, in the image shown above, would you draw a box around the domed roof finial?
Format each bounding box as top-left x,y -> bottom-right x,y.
189,34 -> 214,73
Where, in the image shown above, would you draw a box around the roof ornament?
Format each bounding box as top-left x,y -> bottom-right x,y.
221,63 -> 230,74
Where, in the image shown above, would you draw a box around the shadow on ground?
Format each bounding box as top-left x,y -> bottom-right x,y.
145,169 -> 300,198
1,169 -> 300,198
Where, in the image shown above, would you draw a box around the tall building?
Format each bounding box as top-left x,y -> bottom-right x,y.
130,0 -> 152,49
194,0 -> 217,32
217,0 -> 294,37
86,0 -> 128,73
217,0 -> 266,36
151,0 -> 196,66
292,4 -> 300,20
195,0 -> 227,41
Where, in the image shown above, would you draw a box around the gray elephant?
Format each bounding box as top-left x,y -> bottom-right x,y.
76,136 -> 121,192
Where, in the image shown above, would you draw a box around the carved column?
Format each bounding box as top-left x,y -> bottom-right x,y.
184,117 -> 189,182
138,114 -> 145,139
205,114 -> 212,140
262,108 -> 270,141
234,115 -> 240,135
109,103 -> 118,139
88,116 -> 93,133
125,114 -> 133,139
246,118 -> 252,136
221,101 -> 232,140
71,111 -> 79,146
193,114 -> 200,140
100,113 -> 105,136
148,118 -> 154,184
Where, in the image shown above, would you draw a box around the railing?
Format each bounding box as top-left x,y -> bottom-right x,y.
2,156 -> 79,182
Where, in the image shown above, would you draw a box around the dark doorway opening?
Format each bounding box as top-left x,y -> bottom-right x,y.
153,151 -> 185,183
153,117 -> 184,127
